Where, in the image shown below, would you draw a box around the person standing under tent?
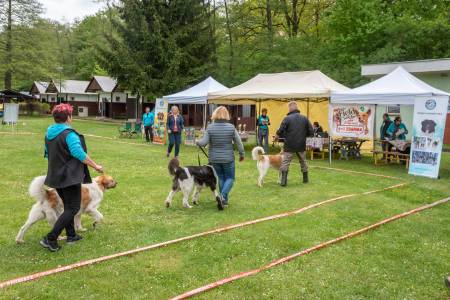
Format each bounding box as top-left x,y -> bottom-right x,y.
40,104 -> 103,252
142,107 -> 155,142
197,106 -> 244,207
257,108 -> 270,153
276,101 -> 314,187
380,113 -> 393,155
166,106 -> 184,158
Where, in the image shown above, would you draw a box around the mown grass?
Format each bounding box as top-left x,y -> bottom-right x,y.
0,117 -> 449,299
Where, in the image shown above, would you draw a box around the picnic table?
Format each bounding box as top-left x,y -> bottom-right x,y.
372,139 -> 411,169
334,138 -> 367,160
306,137 -> 329,160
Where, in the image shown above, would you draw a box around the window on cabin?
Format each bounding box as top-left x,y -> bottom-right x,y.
71,97 -> 75,101
116,96 -> 121,102
51,97 -> 55,101
242,105 -> 251,118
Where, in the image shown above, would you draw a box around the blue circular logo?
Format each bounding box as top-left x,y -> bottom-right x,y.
425,99 -> 436,110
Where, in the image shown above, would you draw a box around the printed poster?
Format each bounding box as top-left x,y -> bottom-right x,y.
184,127 -> 196,146
408,96 -> 448,179
3,103 -> 19,124
328,104 -> 375,138
153,98 -> 168,145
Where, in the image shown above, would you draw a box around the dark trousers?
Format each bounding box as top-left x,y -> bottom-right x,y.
144,125 -> 154,142
47,183 -> 81,241
168,132 -> 182,156
258,128 -> 269,153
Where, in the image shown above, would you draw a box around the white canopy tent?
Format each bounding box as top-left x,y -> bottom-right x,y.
331,66 -> 450,105
164,76 -> 228,105
208,70 -> 349,101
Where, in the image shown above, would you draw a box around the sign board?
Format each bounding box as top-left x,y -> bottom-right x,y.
153,98 -> 168,145
3,103 -> 19,124
328,104 -> 374,138
184,127 -> 196,146
408,96 -> 448,178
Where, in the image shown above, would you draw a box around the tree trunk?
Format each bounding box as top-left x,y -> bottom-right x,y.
280,0 -> 292,38
224,0 -> 233,79
265,0 -> 273,48
4,0 -> 13,89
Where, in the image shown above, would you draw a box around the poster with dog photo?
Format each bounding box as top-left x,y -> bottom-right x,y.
328,104 -> 375,138
408,96 -> 448,178
153,98 -> 168,145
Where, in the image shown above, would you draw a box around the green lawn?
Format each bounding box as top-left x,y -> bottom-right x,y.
0,117 -> 449,299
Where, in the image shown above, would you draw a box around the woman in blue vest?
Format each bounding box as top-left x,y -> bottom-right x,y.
142,106 -> 155,142
257,108 -> 270,153
40,104 -> 103,252
166,106 -> 184,158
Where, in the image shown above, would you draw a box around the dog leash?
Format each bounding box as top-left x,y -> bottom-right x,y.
197,145 -> 208,166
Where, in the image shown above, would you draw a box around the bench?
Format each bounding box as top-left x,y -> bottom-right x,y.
372,150 -> 410,169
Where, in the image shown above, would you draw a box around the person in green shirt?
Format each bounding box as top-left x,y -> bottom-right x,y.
257,108 -> 270,153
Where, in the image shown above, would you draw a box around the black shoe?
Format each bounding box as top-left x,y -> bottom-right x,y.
67,235 -> 83,244
216,195 -> 224,211
40,237 -> 60,252
445,276 -> 450,288
280,171 -> 288,187
303,172 -> 309,184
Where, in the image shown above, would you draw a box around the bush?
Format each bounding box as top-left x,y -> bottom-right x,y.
19,102 -> 51,115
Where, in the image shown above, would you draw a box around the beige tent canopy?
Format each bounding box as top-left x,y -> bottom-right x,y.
208,70 -> 349,102
207,70 -> 349,137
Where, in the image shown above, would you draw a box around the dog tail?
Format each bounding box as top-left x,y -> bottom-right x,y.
28,176 -> 49,203
168,158 -> 180,176
252,146 -> 265,161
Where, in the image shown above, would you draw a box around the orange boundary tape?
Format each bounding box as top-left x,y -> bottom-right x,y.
0,183 -> 405,290
310,166 -> 401,180
170,196 -> 450,300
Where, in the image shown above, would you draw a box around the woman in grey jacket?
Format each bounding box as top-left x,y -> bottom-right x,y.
197,106 -> 244,206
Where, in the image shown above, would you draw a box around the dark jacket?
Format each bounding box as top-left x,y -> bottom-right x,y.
44,129 -> 91,188
166,114 -> 184,133
380,119 -> 392,140
276,110 -> 314,152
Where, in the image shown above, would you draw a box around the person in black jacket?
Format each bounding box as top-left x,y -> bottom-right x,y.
380,113 -> 392,157
276,101 -> 314,187
40,104 -> 104,252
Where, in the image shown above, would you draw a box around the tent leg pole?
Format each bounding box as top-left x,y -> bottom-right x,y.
329,136 -> 332,165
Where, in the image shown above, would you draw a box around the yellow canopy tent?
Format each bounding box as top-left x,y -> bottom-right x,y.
208,71 -> 349,138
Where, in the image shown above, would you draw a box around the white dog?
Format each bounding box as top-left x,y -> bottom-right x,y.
15,175 -> 117,243
252,146 -> 283,187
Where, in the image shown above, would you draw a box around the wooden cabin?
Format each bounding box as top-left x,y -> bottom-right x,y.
85,76 -> 127,119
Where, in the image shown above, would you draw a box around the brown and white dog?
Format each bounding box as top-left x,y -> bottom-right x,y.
252,146 -> 283,187
15,175 -> 117,243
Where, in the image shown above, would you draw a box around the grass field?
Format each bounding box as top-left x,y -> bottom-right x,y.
0,117 -> 449,299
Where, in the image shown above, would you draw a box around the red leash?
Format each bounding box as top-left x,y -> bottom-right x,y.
170,196 -> 450,300
0,184 -> 404,289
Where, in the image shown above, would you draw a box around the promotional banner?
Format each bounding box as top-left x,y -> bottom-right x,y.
184,127 -> 196,146
328,104 -> 374,138
153,98 -> 168,145
408,96 -> 448,178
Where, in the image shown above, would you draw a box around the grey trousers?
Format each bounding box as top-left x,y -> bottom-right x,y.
280,151 -> 308,173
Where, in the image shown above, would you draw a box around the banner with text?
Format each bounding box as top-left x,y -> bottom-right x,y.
408,96 -> 448,179
153,98 -> 168,145
328,104 -> 375,138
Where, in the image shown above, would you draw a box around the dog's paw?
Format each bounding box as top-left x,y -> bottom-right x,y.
165,201 -> 171,208
193,200 -> 199,205
58,236 -> 67,241
183,204 -> 193,209
15,239 -> 25,244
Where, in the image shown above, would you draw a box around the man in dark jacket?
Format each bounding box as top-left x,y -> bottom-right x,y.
380,113 -> 392,156
276,101 -> 314,187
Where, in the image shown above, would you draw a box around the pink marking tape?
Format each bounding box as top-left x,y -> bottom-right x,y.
0,184 -> 405,289
170,196 -> 449,299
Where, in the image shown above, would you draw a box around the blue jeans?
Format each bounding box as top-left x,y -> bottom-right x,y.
258,128 -> 269,153
168,132 -> 181,156
212,162 -> 235,204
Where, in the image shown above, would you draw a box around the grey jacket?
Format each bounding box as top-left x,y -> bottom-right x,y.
197,120 -> 245,163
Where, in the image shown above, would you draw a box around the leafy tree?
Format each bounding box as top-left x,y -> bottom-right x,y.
0,0 -> 42,89
99,0 -> 216,98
